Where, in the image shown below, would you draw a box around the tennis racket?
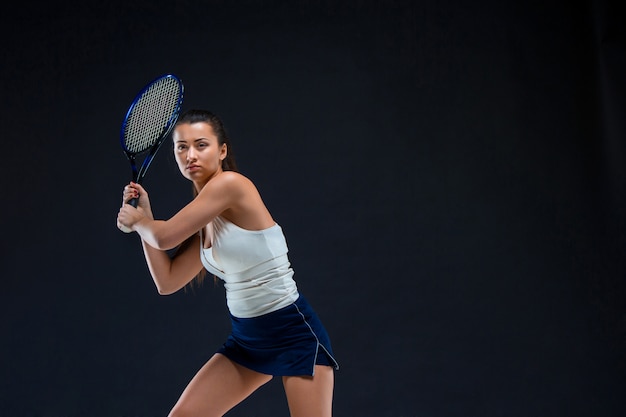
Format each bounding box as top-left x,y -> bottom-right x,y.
120,73 -> 184,207
119,73 -> 184,233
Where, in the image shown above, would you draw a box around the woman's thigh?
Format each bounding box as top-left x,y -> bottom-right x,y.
169,353 -> 273,417
282,365 -> 334,417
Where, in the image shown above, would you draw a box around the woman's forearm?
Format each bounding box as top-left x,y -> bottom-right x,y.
139,234 -> 203,295
140,239 -> 175,294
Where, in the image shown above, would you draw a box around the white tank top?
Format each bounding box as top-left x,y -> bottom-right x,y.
200,216 -> 299,318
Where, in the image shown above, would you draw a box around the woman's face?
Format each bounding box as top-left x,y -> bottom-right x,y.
173,122 -> 227,187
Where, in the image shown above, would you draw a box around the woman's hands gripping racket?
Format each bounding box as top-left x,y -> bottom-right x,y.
118,74 -> 184,233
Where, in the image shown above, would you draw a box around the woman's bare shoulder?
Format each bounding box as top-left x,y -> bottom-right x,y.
217,171 -> 257,189
202,172 -> 259,201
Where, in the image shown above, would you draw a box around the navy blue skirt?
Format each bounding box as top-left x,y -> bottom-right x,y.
216,295 -> 339,376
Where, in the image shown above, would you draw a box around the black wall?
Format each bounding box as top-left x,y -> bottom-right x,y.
1,1 -> 625,416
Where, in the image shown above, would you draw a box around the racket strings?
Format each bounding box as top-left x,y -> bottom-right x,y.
124,77 -> 182,154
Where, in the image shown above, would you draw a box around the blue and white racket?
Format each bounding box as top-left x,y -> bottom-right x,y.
120,74 -> 184,208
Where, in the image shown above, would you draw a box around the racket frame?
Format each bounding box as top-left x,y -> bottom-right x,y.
120,73 -> 184,186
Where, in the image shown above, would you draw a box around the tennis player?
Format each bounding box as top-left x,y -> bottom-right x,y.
117,109 -> 338,417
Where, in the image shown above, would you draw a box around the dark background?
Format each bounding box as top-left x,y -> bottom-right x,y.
1,0 -> 625,416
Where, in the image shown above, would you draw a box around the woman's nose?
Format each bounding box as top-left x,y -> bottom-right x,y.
186,148 -> 196,161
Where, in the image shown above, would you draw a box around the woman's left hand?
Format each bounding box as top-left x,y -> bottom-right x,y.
117,204 -> 147,233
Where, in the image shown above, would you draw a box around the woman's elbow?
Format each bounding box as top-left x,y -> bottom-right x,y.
155,284 -> 177,296
154,278 -> 185,295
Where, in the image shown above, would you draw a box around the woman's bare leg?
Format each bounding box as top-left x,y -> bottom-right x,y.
168,353 -> 273,417
282,365 -> 334,417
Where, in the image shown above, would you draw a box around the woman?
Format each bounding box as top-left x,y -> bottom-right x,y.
116,109 -> 339,417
